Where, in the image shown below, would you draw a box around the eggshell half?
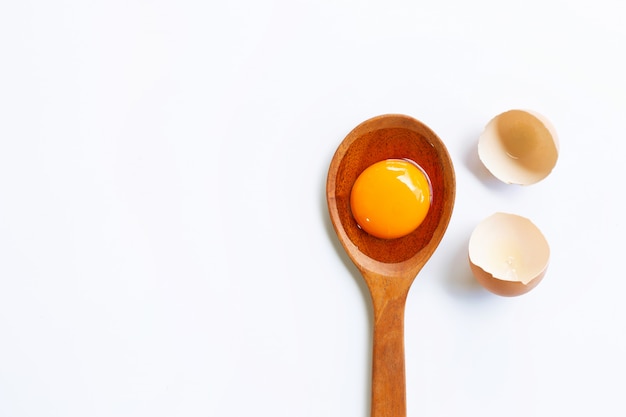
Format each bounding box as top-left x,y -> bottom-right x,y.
468,212 -> 550,297
478,109 -> 559,185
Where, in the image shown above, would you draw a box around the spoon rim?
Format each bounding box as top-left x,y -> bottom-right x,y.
326,113 -> 456,279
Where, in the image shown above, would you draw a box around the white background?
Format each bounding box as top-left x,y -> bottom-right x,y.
1,1 -> 625,416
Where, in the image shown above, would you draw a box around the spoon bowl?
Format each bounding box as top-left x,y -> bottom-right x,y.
326,114 -> 455,417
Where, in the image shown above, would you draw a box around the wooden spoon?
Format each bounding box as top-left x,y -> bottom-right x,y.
326,114 -> 456,417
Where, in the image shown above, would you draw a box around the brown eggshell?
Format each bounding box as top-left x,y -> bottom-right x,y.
478,109 -> 559,185
469,262 -> 547,297
468,212 -> 550,297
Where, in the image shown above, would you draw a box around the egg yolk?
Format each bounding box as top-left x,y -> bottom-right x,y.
350,159 -> 431,239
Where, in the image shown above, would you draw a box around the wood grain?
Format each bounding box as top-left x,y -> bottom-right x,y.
327,114 -> 456,417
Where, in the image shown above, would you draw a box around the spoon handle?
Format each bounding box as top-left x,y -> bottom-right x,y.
369,282 -> 410,417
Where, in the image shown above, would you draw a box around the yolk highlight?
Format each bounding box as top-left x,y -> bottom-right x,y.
350,159 -> 431,239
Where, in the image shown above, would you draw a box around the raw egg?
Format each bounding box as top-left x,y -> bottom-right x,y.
468,212 -> 550,296
350,159 -> 431,239
478,109 -> 559,185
